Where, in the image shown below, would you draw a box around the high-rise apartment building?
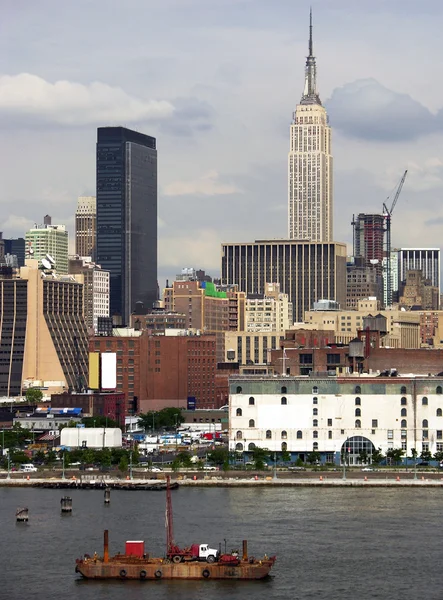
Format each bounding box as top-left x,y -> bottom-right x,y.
0,260 -> 88,396
222,240 -> 347,322
69,256 -> 110,333
25,216 -> 68,274
288,11 -> 332,242
75,196 -> 96,258
398,248 -> 440,291
0,266 -> 27,396
96,126 -> 157,325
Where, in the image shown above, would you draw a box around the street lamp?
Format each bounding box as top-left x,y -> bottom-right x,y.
273,451 -> 277,481
342,437 -> 348,481
6,450 -> 11,480
62,453 -> 65,480
129,449 -> 133,480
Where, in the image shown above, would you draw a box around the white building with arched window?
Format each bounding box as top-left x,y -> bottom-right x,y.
229,375 -> 443,464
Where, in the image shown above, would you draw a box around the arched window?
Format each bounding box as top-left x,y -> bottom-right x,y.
437,386 -> 443,395
236,386 -> 242,394
355,420 -> 361,428
249,397 -> 255,405
248,443 -> 256,451
281,397 -> 287,405
313,397 -> 318,404
401,408 -> 407,417
401,419 -> 407,428
249,419 -> 255,428
266,430 -> 272,439
312,386 -> 318,394
281,386 -> 287,394
437,408 -> 443,417
236,408 -> 242,416
281,430 -> 287,439
313,419 -> 318,427
401,397 -> 407,406
313,408 -> 318,416
313,442 -> 318,450
401,386 -> 407,394
422,419 -> 428,428
355,397 -> 361,406
236,430 -> 242,440
297,430 -> 303,439
313,430 -> 318,439
355,385 -> 361,394
235,442 -> 243,451
281,442 -> 287,451
422,397 -> 428,406
355,408 -> 361,417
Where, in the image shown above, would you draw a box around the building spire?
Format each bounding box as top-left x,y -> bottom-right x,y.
301,8 -> 321,105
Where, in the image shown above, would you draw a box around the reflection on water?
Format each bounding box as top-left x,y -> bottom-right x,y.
1,487 -> 443,600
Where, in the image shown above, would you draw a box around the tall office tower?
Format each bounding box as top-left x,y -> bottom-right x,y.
4,237 -> 25,266
398,248 -> 440,291
288,10 -> 333,242
96,127 -> 157,325
75,196 -> 96,258
25,216 -> 69,274
221,240 -> 347,322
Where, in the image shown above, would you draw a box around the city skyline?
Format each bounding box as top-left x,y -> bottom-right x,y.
2,1 -> 443,286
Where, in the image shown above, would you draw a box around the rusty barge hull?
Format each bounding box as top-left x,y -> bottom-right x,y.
75,558 -> 274,580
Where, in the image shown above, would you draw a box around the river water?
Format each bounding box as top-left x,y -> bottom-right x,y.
1,486 -> 442,600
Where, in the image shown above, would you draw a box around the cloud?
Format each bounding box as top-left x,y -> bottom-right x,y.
326,78 -> 441,142
163,170 -> 242,196
0,73 -> 174,126
0,214 -> 34,234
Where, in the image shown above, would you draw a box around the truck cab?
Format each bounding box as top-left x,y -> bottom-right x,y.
191,543 -> 219,563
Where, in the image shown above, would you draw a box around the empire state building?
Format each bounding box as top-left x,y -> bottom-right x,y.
288,11 -> 333,242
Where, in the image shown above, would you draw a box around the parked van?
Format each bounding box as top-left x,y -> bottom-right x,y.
19,464 -> 38,473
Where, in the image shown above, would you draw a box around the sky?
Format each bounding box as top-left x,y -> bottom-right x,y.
1,0 -> 443,287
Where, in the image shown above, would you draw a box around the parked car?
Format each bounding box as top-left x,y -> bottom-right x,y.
149,467 -> 163,473
288,466 -> 306,471
416,462 -> 429,467
361,467 -> 375,472
203,464 -> 217,471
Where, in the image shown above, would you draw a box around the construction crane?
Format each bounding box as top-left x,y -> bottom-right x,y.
383,169 -> 408,307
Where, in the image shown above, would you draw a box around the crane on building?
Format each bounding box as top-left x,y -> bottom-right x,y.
383,169 -> 408,307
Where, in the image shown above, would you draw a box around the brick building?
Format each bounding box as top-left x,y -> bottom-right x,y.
51,392 -> 126,427
89,330 -> 148,415
144,334 -> 217,411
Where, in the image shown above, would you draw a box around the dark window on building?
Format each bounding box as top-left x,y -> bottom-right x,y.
401,397 -> 407,406
236,408 -> 242,416
313,408 -> 318,416
249,419 -> 255,428
355,385 -> 361,394
327,418 -> 332,426
281,430 -> 287,439
328,431 -> 332,439
355,420 -> 361,428
355,408 -> 361,417
372,419 -> 378,428
437,386 -> 443,395
281,397 -> 287,405
422,419 -> 428,428
437,430 -> 443,440
297,430 -> 302,439
236,386 -> 242,394
327,354 -> 340,364
401,386 -> 407,394
300,354 -> 313,364
401,408 -> 407,417
313,430 -> 318,439
281,386 -> 287,394
313,419 -> 318,427
313,397 -> 318,404
422,397 -> 428,405
249,397 -> 255,405
266,430 -> 271,439
355,397 -> 361,405
437,408 -> 442,417
401,419 -> 407,428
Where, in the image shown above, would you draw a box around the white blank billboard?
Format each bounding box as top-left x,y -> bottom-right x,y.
101,352 -> 117,390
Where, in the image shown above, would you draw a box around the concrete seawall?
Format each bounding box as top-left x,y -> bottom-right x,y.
1,476 -> 443,488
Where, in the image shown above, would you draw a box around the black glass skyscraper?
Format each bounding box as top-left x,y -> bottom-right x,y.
96,127 -> 157,324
